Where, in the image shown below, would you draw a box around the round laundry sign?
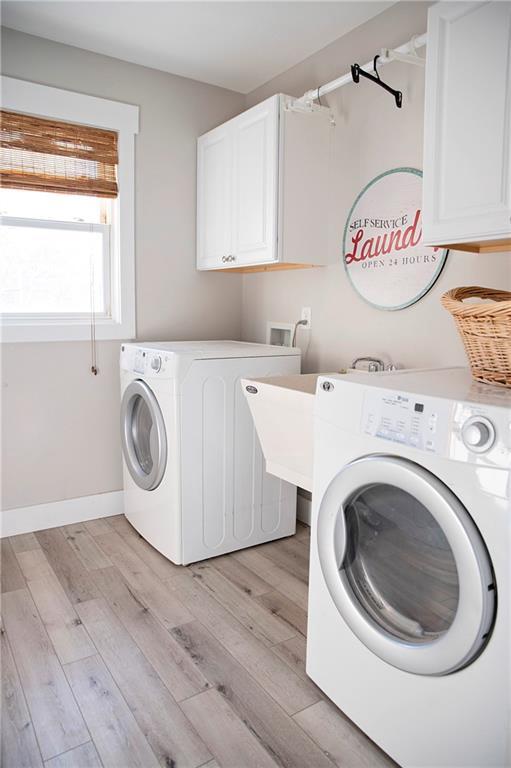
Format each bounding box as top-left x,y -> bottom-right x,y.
342,168 -> 448,310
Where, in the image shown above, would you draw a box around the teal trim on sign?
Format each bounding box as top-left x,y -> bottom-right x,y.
342,167 -> 449,311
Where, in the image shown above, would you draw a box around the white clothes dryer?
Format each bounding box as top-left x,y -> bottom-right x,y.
120,340 -> 300,564
307,367 -> 510,768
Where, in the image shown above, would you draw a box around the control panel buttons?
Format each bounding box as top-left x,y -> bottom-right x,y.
461,416 -> 495,453
362,390 -> 451,455
150,356 -> 162,373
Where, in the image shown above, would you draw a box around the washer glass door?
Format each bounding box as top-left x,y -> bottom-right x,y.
121,380 -> 167,491
317,455 -> 495,675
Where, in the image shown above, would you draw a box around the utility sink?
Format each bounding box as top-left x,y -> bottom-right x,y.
241,373 -> 324,492
242,368 -> 392,492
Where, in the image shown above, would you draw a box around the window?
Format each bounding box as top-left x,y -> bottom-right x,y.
0,77 -> 138,342
0,189 -> 111,317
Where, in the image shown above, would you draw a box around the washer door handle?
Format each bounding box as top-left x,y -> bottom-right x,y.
334,507 -> 347,569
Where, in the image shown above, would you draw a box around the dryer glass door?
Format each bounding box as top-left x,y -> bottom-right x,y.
317,455 -> 495,676
344,483 -> 459,643
121,380 -> 167,491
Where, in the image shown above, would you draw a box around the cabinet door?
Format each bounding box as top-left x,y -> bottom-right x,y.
423,1 -> 511,248
197,124 -> 233,269
232,96 -> 279,266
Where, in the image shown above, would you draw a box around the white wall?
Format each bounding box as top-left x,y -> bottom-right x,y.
240,2 -> 510,372
1,28 -> 245,511
3,4 -> 510,514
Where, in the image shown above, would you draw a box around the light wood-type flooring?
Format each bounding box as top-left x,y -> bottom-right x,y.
1,516 -> 396,768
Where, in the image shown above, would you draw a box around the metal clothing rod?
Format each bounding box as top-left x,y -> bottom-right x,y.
294,32 -> 427,106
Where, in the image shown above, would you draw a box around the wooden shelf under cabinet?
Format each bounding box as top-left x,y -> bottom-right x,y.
211,262 -> 321,274
442,239 -> 511,254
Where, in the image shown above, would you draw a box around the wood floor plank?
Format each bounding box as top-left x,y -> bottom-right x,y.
83,518 -> 113,536
16,547 -> 96,665
181,689 -> 279,768
104,514 -> 124,527
106,515 -> 183,582
26,577 -> 96,665
10,533 -> 41,554
64,654 -> 159,768
283,534 -> 310,556
62,524 -> 112,571
172,621 -> 337,768
256,589 -> 308,637
169,572 -> 320,716
282,535 -> 310,563
2,589 -> 89,760
92,566 -> 209,701
34,529 -> 100,605
76,597 -> 211,768
94,531 -> 192,628
293,699 -> 397,768
1,538 -> 27,592
271,635 -> 311,683
44,742 -> 102,768
191,562 -> 296,646
270,636 -> 325,700
234,549 -> 308,611
15,549 -> 54,581
257,539 -> 309,583
209,554 -> 273,597
1,618 -> 44,768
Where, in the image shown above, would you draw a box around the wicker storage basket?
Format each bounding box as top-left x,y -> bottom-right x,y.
441,287 -> 511,387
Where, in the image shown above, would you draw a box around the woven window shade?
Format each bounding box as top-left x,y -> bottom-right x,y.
0,110 -> 118,198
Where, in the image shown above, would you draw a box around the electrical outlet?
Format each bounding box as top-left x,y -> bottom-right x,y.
301,307 -> 312,329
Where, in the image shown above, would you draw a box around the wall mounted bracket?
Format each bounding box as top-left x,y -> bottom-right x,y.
381,35 -> 426,67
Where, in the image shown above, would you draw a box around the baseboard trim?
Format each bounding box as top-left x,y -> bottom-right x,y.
0,490 -> 124,538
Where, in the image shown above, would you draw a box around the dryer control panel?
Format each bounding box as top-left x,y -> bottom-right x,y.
362,390 -> 451,454
361,388 -> 510,467
120,345 -> 173,379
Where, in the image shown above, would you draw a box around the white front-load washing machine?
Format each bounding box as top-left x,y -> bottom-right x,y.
308,367 -> 510,768
120,340 -> 300,564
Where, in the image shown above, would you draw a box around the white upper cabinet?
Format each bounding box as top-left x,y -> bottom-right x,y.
197,122 -> 233,269
197,94 -> 334,271
232,97 -> 279,266
423,1 -> 511,252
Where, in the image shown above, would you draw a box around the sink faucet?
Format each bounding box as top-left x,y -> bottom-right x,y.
351,356 -> 386,372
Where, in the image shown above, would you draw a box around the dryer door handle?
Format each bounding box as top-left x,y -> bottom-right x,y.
334,508 -> 347,569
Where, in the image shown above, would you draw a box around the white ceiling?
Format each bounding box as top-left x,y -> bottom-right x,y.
2,1 -> 394,93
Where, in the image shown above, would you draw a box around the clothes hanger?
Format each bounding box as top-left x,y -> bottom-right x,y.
351,55 -> 403,108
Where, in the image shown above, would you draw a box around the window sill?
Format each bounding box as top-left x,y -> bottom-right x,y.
1,319 -> 135,343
